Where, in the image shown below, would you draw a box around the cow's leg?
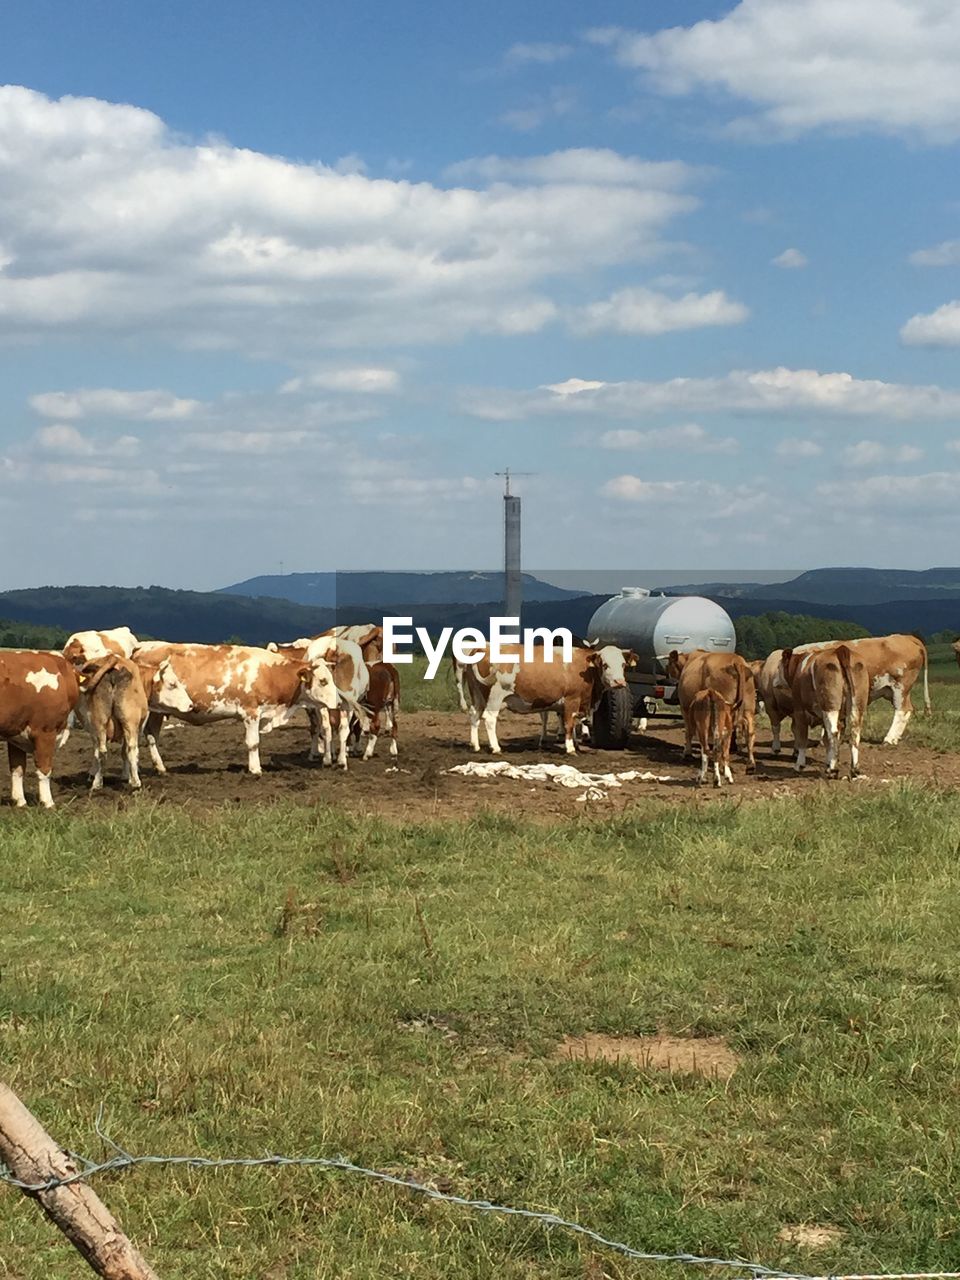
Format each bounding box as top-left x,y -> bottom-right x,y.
321,708 -> 334,766
883,685 -> 911,745
335,706 -> 350,769
697,747 -> 708,785
537,711 -> 549,749
362,710 -> 381,761
561,696 -> 582,755
794,710 -> 810,771
848,708 -> 864,778
481,684 -> 507,754
742,709 -> 756,773
682,708 -> 694,759
467,696 -> 482,752
8,742 -> 26,808
124,722 -> 142,789
769,709 -> 783,755
243,715 -> 262,776
145,711 -> 167,773
821,708 -> 841,776
387,703 -> 398,756
306,708 -> 323,760
33,732 -> 57,809
89,725 -> 107,792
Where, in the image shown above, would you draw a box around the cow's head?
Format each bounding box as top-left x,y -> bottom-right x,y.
152,658 -> 194,714
297,658 -> 339,710
587,645 -> 636,689
665,649 -> 691,680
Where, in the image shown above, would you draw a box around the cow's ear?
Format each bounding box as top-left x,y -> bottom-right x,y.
297,665 -> 311,683
585,651 -> 602,667
624,649 -> 638,667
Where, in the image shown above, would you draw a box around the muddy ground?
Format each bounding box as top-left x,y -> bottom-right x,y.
18,707 -> 960,821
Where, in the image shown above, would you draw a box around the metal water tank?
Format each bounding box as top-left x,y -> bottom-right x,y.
587,587 -> 736,675
586,587 -> 737,748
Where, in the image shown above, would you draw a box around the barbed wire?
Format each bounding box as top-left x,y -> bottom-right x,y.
2,1108 -> 959,1280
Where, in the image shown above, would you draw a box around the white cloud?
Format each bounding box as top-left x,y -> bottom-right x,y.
842,440 -> 924,467
473,366 -> 960,421
772,247 -> 808,269
900,301 -> 960,346
0,88 -> 702,353
818,471 -> 960,512
445,148 -> 698,188
909,239 -> 960,266
280,367 -> 401,395
599,423 -> 739,453
504,42 -> 573,66
572,286 -> 747,335
35,423 -> 94,455
30,388 -> 201,420
499,87 -> 577,132
776,437 -> 822,458
593,1 -> 960,142
947,439 -> 960,453
602,475 -> 770,520
179,430 -> 310,454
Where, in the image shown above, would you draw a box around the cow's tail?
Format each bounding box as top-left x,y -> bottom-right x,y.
708,690 -> 718,755
922,641 -> 932,716
78,653 -> 121,695
836,644 -> 856,735
451,655 -> 468,712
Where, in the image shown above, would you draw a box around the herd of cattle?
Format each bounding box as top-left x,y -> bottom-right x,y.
0,624 -> 956,807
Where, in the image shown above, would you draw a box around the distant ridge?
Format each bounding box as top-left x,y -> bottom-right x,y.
218,570 -> 586,608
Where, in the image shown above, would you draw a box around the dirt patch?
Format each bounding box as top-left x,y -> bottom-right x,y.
14,707 -> 960,823
777,1224 -> 845,1250
556,1033 -> 740,1080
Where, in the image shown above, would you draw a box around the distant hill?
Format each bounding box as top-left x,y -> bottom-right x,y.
747,567 -> 960,606
0,585 -> 337,646
219,570 -> 586,608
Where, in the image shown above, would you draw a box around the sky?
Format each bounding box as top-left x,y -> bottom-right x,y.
1,0 -> 959,590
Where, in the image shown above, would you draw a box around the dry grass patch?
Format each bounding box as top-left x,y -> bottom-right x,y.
777,1224 -> 845,1250
556,1033 -> 740,1080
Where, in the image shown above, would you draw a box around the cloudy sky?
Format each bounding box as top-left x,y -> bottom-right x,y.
2,0 -> 959,589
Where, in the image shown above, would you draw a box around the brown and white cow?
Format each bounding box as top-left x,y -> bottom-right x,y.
132,642 -> 342,775
781,644 -> 870,777
0,651 -> 80,808
689,688 -> 736,787
267,636 -> 371,767
318,624 -> 384,665
953,637 -> 960,671
77,653 -> 194,790
62,627 -> 138,665
454,644 -> 638,755
762,634 -> 929,752
667,650 -> 757,773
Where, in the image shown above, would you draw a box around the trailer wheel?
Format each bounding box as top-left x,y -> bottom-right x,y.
591,686 -> 634,750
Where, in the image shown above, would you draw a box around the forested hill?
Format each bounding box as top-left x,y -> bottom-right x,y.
0,586 -> 337,646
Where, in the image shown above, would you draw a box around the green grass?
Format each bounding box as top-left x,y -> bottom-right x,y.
4,787 -> 960,1277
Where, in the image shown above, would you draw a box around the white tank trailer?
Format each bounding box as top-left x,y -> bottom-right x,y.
586,586 -> 737,748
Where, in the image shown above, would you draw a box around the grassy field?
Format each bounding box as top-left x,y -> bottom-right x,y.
4,778 -> 960,1277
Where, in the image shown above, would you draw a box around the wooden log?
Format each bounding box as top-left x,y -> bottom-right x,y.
0,1081 -> 160,1279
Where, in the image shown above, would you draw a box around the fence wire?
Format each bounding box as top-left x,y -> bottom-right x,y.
2,1109 -> 959,1280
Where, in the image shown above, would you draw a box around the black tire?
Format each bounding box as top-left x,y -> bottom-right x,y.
591,686 -> 634,750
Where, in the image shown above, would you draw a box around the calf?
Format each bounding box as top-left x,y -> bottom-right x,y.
0,651 -> 79,808
78,655 -> 149,791
357,661 -> 400,759
667,650 -> 756,773
689,688 -> 736,787
454,644 -> 637,755
782,644 -> 870,777
267,636 -> 371,767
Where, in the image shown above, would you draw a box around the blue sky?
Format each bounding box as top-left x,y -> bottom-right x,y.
1,0 -> 959,589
